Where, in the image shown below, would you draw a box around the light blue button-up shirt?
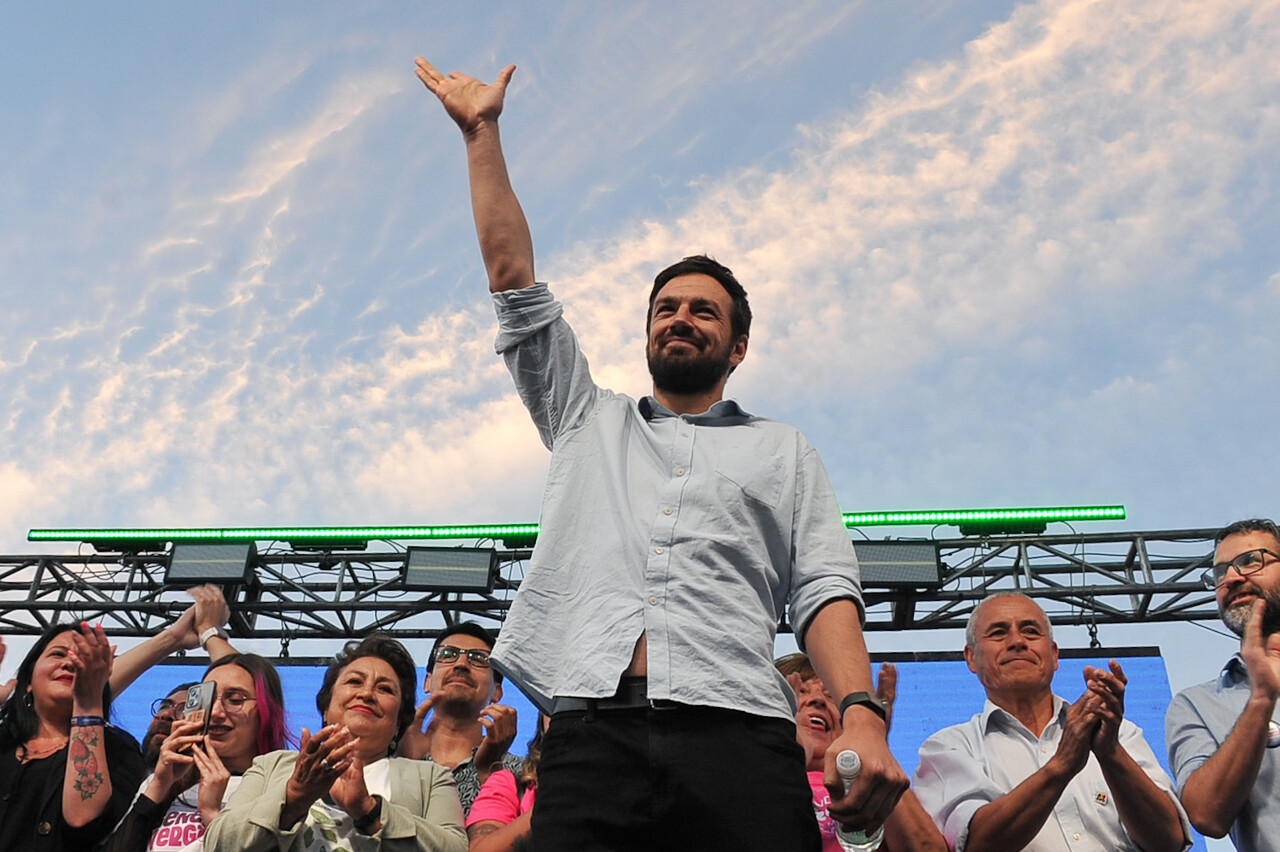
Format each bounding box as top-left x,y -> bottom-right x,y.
1166,654 -> 1280,852
488,284 -> 863,720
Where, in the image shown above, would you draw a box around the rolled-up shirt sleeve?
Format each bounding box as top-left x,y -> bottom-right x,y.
914,725 -> 1000,852
789,443 -> 864,648
493,283 -> 600,450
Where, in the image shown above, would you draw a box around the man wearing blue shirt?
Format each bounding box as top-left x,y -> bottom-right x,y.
1166,518 -> 1280,851
414,57 -> 908,851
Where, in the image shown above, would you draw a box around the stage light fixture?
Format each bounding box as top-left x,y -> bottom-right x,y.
403,546 -> 498,592
165,542 -> 257,586
852,541 -> 943,587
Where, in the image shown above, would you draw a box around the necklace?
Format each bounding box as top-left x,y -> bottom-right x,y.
19,737 -> 68,763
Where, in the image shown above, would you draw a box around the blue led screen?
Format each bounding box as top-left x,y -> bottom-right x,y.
110,647 -> 1204,850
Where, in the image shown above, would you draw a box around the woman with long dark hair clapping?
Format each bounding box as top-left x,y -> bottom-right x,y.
0,622 -> 144,851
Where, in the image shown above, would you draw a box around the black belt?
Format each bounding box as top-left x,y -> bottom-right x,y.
550,676 -> 682,714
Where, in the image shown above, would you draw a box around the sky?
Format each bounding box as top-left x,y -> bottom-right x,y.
2,1 -> 1278,844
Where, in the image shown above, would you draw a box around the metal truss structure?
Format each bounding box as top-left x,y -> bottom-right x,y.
0,527 -> 1221,641
862,527 -> 1220,634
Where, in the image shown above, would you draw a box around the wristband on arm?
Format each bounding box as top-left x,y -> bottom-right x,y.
837,691 -> 888,723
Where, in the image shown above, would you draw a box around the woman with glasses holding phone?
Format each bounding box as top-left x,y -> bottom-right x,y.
205,634 -> 466,852
103,653 -> 290,852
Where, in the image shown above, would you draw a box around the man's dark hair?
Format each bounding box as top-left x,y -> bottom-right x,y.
427,621 -> 503,684
1215,518 -> 1280,547
648,255 -> 752,341
316,634 -> 419,749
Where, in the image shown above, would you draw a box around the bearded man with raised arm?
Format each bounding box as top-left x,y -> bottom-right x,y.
414,58 -> 907,851
1166,518 -> 1280,851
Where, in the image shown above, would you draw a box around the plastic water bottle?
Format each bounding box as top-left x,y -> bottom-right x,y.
835,750 -> 885,851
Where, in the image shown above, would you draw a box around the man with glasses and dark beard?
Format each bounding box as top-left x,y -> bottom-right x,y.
414,58 -> 907,851
399,623 -> 521,815
1166,518 -> 1280,851
141,684 -> 198,767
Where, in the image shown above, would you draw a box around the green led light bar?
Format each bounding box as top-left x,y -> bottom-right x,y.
29,506 -> 1124,548
27,524 -> 542,544
842,505 -> 1125,531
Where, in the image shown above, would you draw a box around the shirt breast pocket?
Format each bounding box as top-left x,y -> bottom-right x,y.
715,449 -> 787,509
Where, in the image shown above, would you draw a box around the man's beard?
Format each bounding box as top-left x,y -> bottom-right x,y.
434,674 -> 487,717
646,337 -> 733,396
1221,584 -> 1280,637
143,728 -> 167,766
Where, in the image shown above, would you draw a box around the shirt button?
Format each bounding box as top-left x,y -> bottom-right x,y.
676,468 -> 686,476
663,507 -> 673,515
649,596 -> 658,605
38,822 -> 52,835
1040,747 -> 1047,754
655,547 -> 664,555
1072,834 -> 1080,842
681,431 -> 689,437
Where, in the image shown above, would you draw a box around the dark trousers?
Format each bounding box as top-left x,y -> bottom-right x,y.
531,704 -> 822,852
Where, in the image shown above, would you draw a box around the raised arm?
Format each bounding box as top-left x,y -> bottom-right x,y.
1177,605 -> 1280,836
416,58 -> 534,294
64,623 -> 116,827
108,584 -> 236,696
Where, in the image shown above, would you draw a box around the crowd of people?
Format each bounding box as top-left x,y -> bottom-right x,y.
0,516 -> 1278,851
1,52 -> 1276,851
0,588 -> 496,851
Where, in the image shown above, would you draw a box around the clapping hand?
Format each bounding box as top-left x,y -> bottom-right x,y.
1083,659 -> 1127,758
67,622 -> 113,712
475,701 -> 519,780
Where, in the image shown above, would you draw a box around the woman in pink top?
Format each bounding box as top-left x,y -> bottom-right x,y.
776,654 -> 946,852
465,714 -> 547,852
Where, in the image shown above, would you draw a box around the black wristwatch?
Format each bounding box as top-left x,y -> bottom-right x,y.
838,691 -> 888,723
353,795 -> 383,833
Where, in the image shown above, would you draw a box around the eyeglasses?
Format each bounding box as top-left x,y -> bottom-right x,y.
151,695 -> 187,717
212,691 -> 257,712
1202,548 -> 1280,589
433,645 -> 492,668
177,690 -> 257,718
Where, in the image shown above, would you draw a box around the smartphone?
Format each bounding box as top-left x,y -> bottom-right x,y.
183,681 -> 217,737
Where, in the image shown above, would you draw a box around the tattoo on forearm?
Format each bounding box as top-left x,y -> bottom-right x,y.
70,732 -> 105,800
